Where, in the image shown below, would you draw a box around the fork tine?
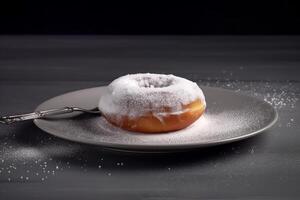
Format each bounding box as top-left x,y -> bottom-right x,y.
0,117 -> 8,124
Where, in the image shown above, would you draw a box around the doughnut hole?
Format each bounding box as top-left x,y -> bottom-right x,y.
135,76 -> 174,88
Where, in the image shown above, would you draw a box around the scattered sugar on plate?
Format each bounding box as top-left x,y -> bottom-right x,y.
0,79 -> 298,182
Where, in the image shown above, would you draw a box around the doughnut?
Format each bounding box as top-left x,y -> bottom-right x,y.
98,73 -> 206,133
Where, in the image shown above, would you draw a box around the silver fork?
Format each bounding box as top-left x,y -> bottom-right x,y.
0,107 -> 101,125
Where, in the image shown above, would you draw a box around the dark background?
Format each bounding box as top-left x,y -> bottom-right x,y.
1,1 -> 300,35
1,1 -> 300,199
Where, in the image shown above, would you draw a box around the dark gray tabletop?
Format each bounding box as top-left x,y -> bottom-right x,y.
0,36 -> 299,199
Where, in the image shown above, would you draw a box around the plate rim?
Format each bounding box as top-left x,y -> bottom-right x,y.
34,86 -> 278,150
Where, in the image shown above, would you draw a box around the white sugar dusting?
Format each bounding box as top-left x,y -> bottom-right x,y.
98,73 -> 206,118
11,148 -> 43,159
94,110 -> 259,145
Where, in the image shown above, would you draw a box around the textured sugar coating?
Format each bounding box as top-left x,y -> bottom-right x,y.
98,73 -> 206,118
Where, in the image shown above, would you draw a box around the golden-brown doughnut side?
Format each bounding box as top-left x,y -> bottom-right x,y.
102,99 -> 206,133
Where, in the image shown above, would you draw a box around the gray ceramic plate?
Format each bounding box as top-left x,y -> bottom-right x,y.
34,86 -> 277,151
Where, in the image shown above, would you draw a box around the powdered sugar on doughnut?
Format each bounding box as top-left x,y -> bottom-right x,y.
98,73 -> 206,119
